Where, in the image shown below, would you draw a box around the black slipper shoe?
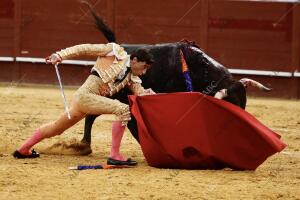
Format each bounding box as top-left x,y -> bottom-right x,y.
13,149 -> 40,159
107,158 -> 138,166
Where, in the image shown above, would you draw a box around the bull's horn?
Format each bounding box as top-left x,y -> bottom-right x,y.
214,89 -> 228,99
239,78 -> 272,92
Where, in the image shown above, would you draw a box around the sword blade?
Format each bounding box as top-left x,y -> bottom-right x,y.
54,63 -> 71,119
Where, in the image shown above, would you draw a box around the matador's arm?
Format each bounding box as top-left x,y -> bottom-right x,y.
128,75 -> 155,96
56,43 -> 113,60
128,82 -> 146,96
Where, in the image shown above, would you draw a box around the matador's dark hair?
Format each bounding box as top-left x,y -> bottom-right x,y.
131,49 -> 154,65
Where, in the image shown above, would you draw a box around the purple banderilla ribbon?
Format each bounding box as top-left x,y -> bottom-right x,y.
69,165 -> 103,170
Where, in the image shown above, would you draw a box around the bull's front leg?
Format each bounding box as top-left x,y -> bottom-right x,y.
127,115 -> 139,143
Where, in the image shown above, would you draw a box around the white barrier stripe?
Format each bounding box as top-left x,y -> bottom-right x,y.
0,57 -> 14,62
294,72 -> 300,77
229,69 -> 293,77
16,57 -> 45,63
15,57 -> 95,66
4,57 -> 300,78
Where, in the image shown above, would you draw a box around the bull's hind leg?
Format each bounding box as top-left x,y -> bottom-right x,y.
81,114 -> 99,145
75,114 -> 99,155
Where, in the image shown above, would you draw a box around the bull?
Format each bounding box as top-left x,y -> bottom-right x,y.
78,4 -> 271,154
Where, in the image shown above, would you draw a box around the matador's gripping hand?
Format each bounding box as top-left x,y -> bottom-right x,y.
45,53 -> 62,65
140,88 -> 156,96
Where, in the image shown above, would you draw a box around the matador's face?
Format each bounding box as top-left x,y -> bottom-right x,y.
130,57 -> 150,76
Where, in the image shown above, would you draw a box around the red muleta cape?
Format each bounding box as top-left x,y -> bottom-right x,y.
129,92 -> 286,170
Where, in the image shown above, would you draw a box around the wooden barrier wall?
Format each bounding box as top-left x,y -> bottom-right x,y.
0,0 -> 299,98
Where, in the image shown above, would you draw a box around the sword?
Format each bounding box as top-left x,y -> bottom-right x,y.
54,63 -> 71,119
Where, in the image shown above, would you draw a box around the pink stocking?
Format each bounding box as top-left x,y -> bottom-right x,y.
109,121 -> 126,161
18,129 -> 44,155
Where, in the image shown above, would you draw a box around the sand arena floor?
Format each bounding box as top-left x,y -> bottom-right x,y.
0,84 -> 299,200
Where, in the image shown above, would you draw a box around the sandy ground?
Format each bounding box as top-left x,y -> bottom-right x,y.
0,84 -> 299,200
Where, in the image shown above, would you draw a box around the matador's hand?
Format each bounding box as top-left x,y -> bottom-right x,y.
45,53 -> 62,65
140,88 -> 156,96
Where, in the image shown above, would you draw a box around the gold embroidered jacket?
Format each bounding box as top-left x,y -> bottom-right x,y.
56,43 -> 146,96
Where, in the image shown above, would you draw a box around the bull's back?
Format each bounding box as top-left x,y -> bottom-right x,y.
122,43 -> 187,93
121,43 -> 233,94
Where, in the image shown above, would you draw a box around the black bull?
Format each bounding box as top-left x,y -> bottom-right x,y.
81,42 -> 249,146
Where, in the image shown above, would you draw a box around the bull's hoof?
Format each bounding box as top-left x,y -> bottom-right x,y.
73,142 -> 93,155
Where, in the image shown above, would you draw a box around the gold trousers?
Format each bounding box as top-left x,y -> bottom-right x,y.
40,75 -> 131,138
73,75 -> 131,124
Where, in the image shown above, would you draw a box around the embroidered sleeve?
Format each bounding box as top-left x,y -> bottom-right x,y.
128,82 -> 146,96
127,74 -> 145,95
56,43 -> 113,60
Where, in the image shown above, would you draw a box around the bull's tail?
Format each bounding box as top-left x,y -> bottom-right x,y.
80,1 -> 116,42
239,78 -> 272,92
